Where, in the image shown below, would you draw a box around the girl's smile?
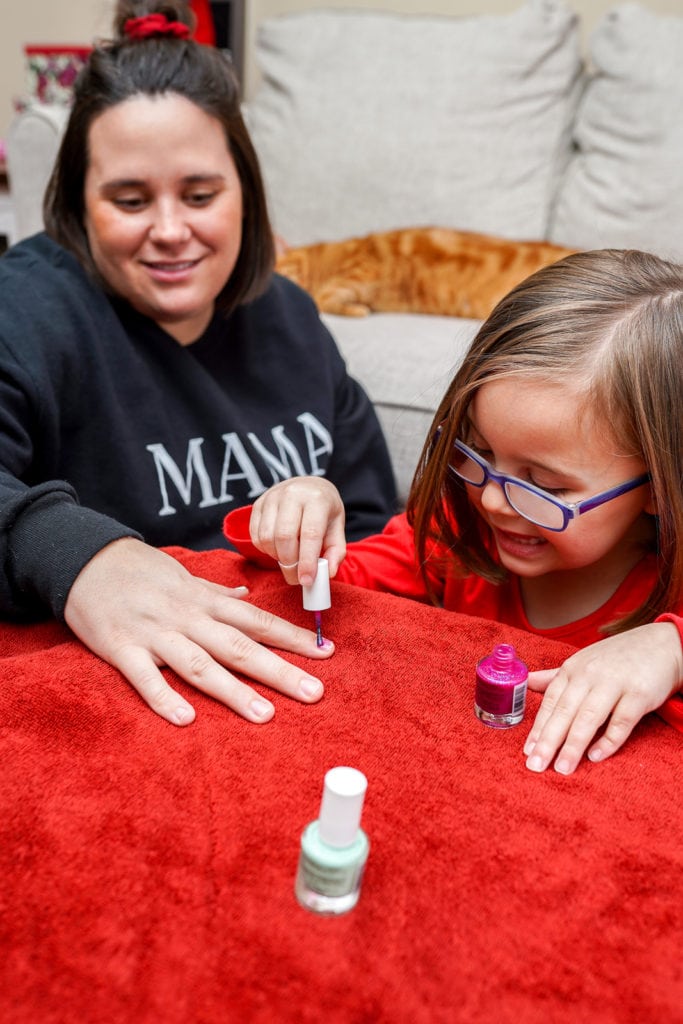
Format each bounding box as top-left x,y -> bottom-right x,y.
490,525 -> 548,561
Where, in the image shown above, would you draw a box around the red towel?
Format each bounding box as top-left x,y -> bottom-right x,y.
2,547 -> 682,1023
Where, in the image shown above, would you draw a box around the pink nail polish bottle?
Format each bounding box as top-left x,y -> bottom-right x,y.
474,643 -> 528,728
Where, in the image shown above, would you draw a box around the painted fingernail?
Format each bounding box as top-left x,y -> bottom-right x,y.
526,754 -> 545,773
250,698 -> 274,720
554,758 -> 571,775
299,677 -> 323,700
171,706 -> 194,726
320,639 -> 334,650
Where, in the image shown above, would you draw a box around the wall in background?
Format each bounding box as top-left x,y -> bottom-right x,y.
0,1 -> 114,140
1,0 -> 682,138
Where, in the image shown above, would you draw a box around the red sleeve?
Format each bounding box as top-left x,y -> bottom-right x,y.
335,513 -> 435,601
654,612 -> 683,733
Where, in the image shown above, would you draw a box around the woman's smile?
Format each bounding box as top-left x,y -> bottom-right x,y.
141,257 -> 205,280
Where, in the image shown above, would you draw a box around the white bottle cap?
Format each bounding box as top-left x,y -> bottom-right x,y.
302,558 -> 331,611
318,766 -> 368,848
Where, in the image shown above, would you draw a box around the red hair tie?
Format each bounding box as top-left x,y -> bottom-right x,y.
124,14 -> 191,40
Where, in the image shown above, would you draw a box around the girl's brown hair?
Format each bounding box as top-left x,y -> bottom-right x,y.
44,0 -> 274,314
407,248 -> 683,632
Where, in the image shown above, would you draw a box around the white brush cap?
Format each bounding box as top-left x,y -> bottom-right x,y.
318,766 -> 368,848
302,557 -> 331,611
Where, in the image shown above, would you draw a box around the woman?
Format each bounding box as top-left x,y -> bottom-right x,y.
0,0 -> 396,726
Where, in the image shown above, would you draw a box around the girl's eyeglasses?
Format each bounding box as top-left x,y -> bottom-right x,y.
449,439 -> 651,532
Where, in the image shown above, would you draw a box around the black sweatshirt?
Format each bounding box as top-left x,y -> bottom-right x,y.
0,234 -> 396,619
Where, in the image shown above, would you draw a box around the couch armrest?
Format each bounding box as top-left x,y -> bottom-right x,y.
6,103 -> 69,242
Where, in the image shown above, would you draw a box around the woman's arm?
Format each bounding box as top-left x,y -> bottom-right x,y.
64,537 -> 331,725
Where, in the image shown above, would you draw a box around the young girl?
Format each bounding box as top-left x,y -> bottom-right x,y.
227,249 -> 683,774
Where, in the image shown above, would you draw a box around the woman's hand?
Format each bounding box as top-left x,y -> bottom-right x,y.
249,476 -> 346,586
64,537 -> 333,726
524,622 -> 683,774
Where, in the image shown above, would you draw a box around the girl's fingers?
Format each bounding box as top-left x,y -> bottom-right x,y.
523,669 -> 570,756
526,668 -> 558,692
585,694 -> 643,764
524,669 -> 597,773
277,561 -> 300,584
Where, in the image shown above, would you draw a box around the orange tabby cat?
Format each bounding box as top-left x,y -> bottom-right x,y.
275,227 -> 576,319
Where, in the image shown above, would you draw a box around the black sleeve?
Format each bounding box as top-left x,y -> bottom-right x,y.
0,478 -> 141,621
0,315 -> 139,622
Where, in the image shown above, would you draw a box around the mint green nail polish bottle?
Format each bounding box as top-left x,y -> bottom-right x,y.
295,766 -> 369,915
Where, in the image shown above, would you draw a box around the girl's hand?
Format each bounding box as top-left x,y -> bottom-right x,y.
524,622 -> 683,774
249,477 -> 346,586
64,537 -> 333,726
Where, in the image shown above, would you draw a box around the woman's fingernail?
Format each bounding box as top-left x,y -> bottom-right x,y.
171,706 -> 194,726
299,677 -> 323,700
233,586 -> 249,595
554,758 -> 572,775
588,748 -> 603,763
526,754 -> 545,773
320,639 -> 334,650
250,698 -> 274,721
523,739 -> 535,756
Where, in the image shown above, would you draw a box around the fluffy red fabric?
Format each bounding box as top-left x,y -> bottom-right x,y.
2,548 -> 682,1023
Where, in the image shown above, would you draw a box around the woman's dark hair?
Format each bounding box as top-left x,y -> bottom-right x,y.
43,0 -> 274,313
407,248 -> 683,633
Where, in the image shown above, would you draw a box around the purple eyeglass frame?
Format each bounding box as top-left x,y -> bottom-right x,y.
449,439 -> 651,532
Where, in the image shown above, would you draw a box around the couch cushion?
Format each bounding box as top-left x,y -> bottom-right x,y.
549,4 -> 683,261
322,313 -> 480,504
246,1 -> 582,247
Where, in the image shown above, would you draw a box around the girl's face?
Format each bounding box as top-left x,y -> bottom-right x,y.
463,377 -> 655,585
84,93 -> 243,345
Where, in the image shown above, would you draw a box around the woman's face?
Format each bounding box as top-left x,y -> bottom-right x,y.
83,93 -> 243,344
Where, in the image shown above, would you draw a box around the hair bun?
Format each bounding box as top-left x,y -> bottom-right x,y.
113,1 -> 194,41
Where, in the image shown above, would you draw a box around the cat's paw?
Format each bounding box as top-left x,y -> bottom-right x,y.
339,302 -> 371,317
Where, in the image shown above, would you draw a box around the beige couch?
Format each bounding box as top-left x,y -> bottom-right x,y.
6,0 -> 683,502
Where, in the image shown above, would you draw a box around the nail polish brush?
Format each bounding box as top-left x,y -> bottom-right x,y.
302,558 -> 331,647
